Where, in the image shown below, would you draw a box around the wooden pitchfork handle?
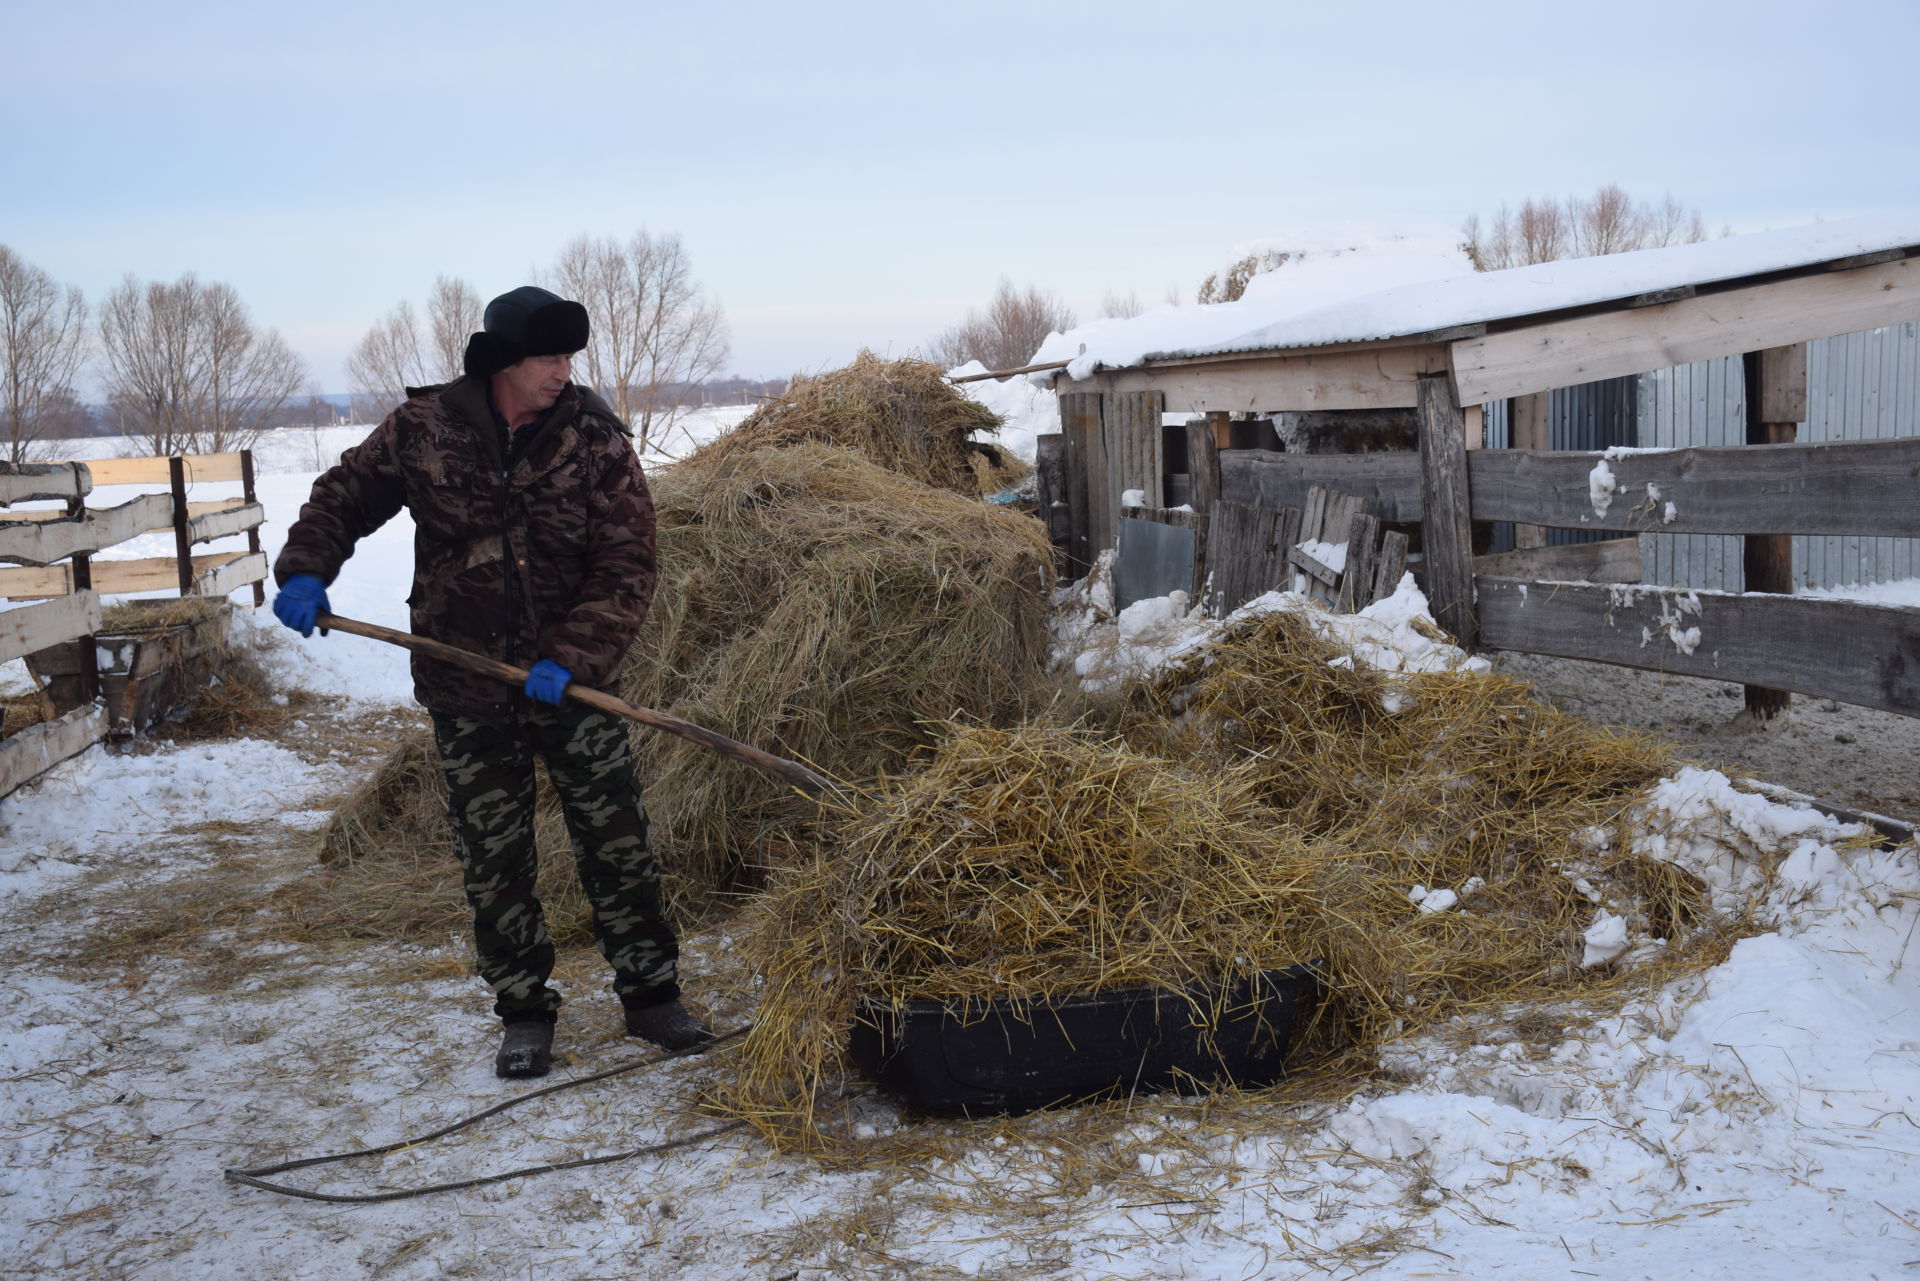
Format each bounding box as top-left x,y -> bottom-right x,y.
315,611 -> 844,798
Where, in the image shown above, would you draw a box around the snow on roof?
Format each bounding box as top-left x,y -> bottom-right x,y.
1032,211 -> 1920,383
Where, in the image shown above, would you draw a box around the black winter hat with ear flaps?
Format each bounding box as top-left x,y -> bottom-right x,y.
462,286 -> 591,379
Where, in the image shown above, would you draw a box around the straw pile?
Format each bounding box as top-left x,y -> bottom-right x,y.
319,366 -> 1057,925
690,350 -> 1021,496
722,608 -> 1699,1148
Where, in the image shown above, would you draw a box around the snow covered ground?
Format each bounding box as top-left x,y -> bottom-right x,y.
6,429 -> 1920,1279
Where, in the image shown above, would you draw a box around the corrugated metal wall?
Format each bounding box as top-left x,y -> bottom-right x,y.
1483,377 -> 1639,551
1636,321 -> 1920,590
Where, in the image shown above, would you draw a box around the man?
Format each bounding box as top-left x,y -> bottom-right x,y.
272,285 -> 711,1078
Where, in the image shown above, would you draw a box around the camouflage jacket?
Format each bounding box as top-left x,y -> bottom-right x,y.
274,377 -> 656,722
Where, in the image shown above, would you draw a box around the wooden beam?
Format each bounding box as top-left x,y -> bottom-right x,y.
1219,450 -> 1422,520
1416,374 -> 1477,648
194,551 -> 268,599
1477,577 -> 1920,718
0,590 -> 103,664
1468,437 -> 1920,536
185,500 -> 265,545
0,462 -> 88,506
0,704 -> 108,797
83,452 -> 248,487
0,493 -> 177,567
1473,537 -> 1641,584
0,552 -> 248,600
0,498 -> 240,528
1056,342 -> 1447,414
1451,257 -> 1920,404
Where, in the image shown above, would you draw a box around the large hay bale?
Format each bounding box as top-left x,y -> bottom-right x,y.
690,350 -> 1019,495
722,608 -> 1706,1148
318,440 -> 1058,928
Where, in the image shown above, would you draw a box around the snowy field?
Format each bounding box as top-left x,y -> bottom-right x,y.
4,406 -> 1920,1279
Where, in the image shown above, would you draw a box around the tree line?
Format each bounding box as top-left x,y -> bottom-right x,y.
0,246 -> 309,463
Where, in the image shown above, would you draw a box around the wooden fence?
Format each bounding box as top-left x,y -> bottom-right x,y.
0,452 -> 268,795
1040,382 -> 1920,722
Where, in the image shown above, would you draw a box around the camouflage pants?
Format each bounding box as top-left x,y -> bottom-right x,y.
430,705 -> 679,1021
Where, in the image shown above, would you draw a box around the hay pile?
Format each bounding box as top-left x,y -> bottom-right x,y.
321,394 -> 1057,927
723,608 -> 1701,1147
690,351 -> 1019,496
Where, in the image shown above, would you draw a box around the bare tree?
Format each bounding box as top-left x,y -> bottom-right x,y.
426,275 -> 482,384
546,231 -> 730,450
1100,290 -> 1147,320
346,300 -> 427,422
346,275 -> 483,421
1462,186 -> 1708,270
927,280 -> 1077,373
98,274 -> 306,456
0,246 -> 89,464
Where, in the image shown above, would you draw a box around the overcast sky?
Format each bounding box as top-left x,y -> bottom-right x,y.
10,0 -> 1918,395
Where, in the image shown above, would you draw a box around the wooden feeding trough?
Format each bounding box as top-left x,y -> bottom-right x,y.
27,600 -> 234,738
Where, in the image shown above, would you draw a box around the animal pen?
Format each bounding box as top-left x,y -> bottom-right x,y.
0,451 -> 268,796
1012,219 -> 1920,727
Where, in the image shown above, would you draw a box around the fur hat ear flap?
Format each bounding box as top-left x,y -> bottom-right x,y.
463,331 -> 514,379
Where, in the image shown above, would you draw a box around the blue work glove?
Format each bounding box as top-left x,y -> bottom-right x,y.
273,574 -> 330,638
524,659 -> 572,706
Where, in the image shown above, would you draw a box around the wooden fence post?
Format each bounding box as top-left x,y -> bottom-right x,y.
1510,391 -> 1551,549
65,482 -> 98,709
1740,344 -> 1806,720
169,455 -> 193,596
1189,415 -> 1223,515
1417,372 -> 1478,649
241,449 -> 265,608
1058,393 -> 1101,579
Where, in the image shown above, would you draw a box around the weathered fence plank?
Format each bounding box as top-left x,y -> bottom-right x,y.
0,493 -> 177,567
194,551 -> 268,599
0,703 -> 108,797
1185,417 -> 1221,515
1104,391 -> 1164,547
1231,437 -> 1920,538
1476,577 -> 1920,717
1417,373 -> 1477,649
0,591 -> 102,665
0,462 -> 89,506
186,500 -> 265,546
0,552 -> 252,600
1059,394 -> 1099,576
85,452 -> 247,487
1471,437 -> 1920,536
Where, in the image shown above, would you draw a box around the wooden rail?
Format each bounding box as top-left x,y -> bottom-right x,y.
0,452 -> 267,796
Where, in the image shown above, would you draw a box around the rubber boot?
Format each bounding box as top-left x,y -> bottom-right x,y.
622,997 -> 714,1053
495,1017 -> 555,1078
